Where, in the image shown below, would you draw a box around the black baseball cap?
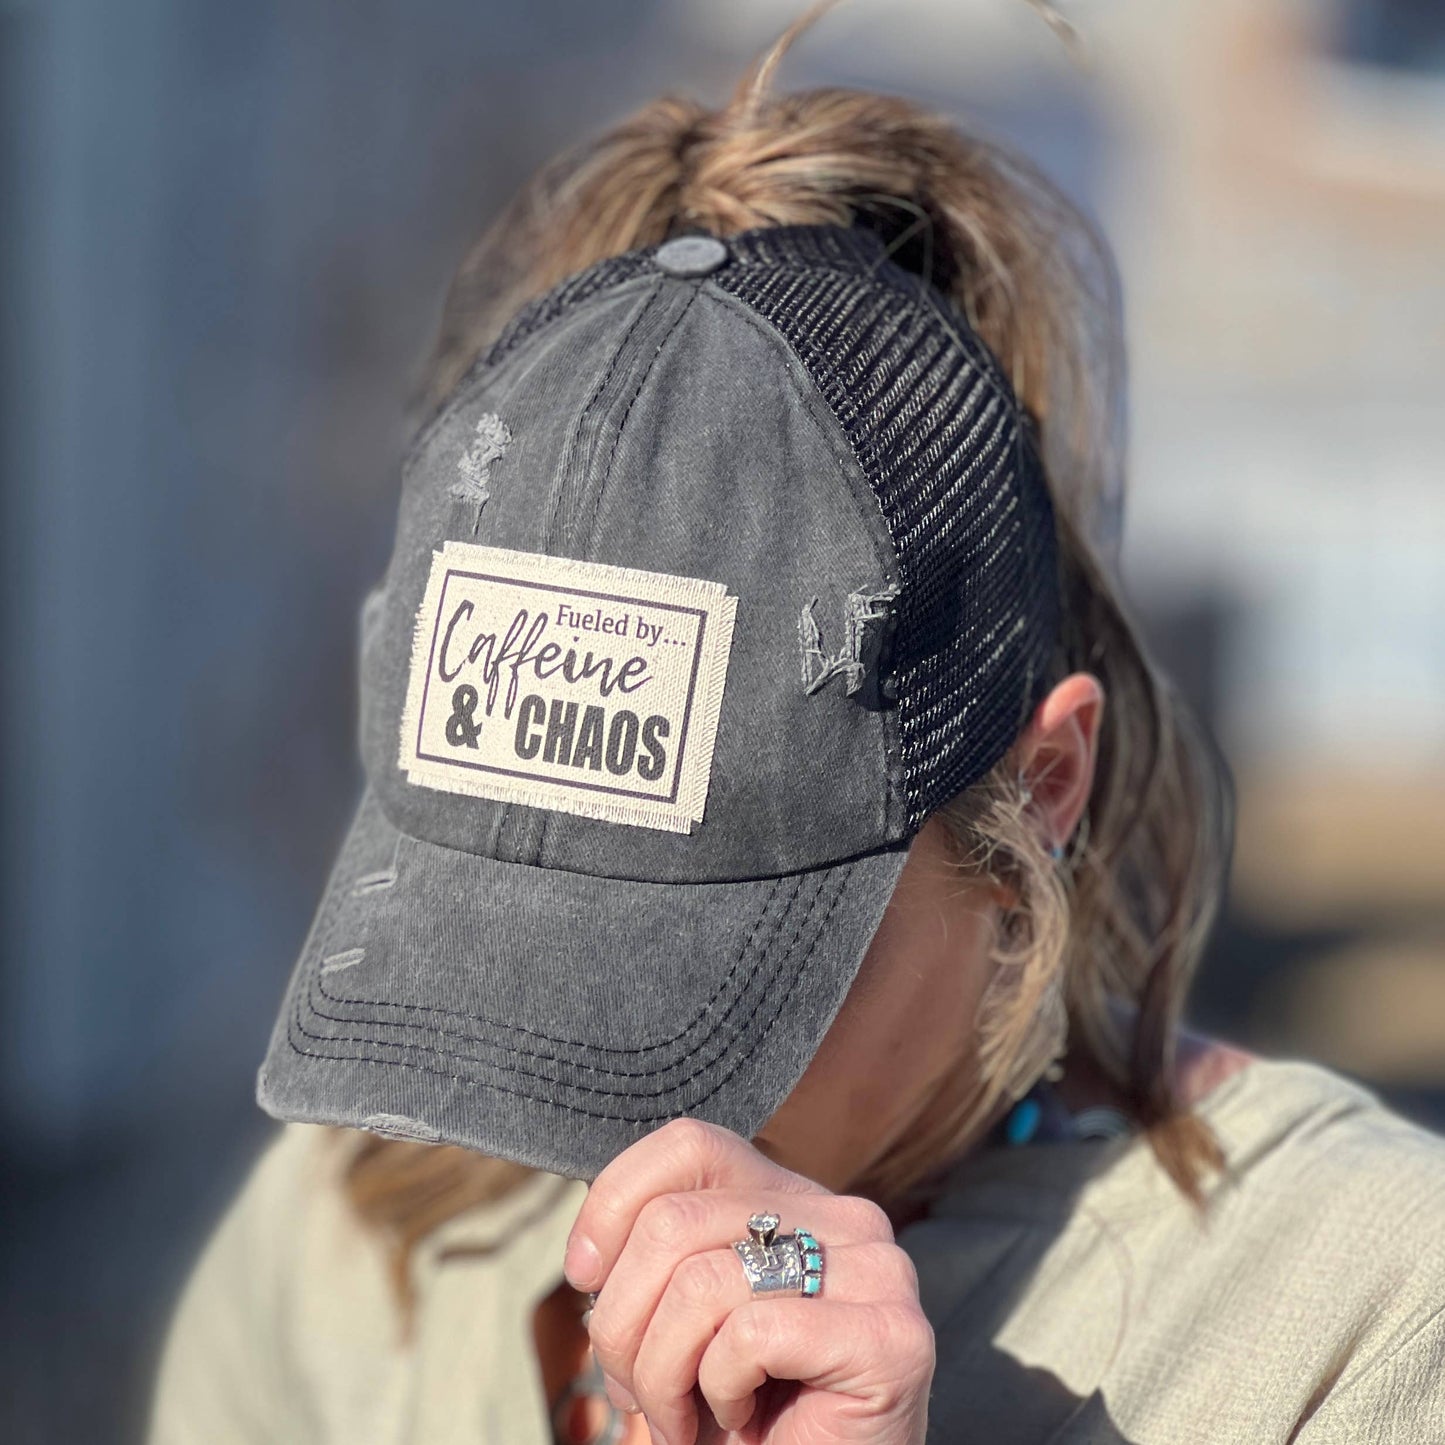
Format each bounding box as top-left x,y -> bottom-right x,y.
257,224 -> 1061,1180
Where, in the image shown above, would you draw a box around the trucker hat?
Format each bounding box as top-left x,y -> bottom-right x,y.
257,223 -> 1061,1181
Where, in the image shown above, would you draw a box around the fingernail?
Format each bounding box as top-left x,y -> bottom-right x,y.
603,1374 -> 639,1414
564,1232 -> 600,1290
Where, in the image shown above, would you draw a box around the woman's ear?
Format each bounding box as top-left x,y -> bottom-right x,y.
1013,673 -> 1106,852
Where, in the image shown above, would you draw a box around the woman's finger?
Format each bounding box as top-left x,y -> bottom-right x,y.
565,1118 -> 822,1291
697,1298 -> 935,1442
627,1242 -> 920,1445
586,1191 -> 895,1397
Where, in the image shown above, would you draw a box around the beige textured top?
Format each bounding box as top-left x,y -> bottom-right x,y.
149,1058 -> 1445,1443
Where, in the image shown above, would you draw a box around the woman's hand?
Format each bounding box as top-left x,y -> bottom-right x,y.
563,1118 -> 934,1445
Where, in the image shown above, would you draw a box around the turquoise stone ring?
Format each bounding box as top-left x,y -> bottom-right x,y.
795,1229 -> 824,1297
732,1217 -> 825,1299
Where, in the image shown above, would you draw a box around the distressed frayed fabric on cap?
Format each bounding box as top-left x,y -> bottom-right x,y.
257,224 -> 1062,1181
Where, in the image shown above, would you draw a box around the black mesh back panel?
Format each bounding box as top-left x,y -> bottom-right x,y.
716,227 -> 1060,826
482,224 -> 1061,830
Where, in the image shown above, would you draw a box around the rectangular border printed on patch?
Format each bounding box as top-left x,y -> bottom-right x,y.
399,541 -> 739,834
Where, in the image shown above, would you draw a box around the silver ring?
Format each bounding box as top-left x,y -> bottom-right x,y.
731,1212 -> 823,1299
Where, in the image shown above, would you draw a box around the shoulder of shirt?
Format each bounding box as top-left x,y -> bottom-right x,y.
911,1057 -> 1445,1390
922,1055 -> 1445,1223
1201,1056 -> 1445,1231
240,1122 -> 586,1255
911,1056 -> 1445,1304
1207,1059 -> 1445,1419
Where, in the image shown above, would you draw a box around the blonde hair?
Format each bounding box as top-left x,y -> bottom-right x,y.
346,9 -> 1230,1282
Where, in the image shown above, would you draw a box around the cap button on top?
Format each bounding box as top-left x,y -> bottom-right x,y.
653,235 -> 729,278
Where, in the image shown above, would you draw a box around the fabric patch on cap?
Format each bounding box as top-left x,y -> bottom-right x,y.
399,542 -> 738,834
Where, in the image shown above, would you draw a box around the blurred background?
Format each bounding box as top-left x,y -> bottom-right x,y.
2,0 -> 1441,1440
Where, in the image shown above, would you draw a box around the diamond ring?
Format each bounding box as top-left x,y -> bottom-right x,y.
731,1212 -> 824,1299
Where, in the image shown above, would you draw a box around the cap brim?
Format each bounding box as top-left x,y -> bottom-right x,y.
258,791 -> 909,1180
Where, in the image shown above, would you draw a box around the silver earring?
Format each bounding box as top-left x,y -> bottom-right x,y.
1049,842 -> 1065,863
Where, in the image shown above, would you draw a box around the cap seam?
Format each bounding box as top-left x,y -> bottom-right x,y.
539,276 -> 666,548
527,285 -> 700,865
494,275 -> 668,863
297,791 -> 849,1066
284,863 -> 855,1116
310,871 -> 806,1064
300,869 -> 825,1086
402,272 -> 660,478
700,288 -> 900,585
569,286 -> 699,555
700,285 -> 907,831
294,798 -> 807,1056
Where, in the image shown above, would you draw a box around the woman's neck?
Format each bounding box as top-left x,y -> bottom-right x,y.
882,1029 -> 1256,1232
